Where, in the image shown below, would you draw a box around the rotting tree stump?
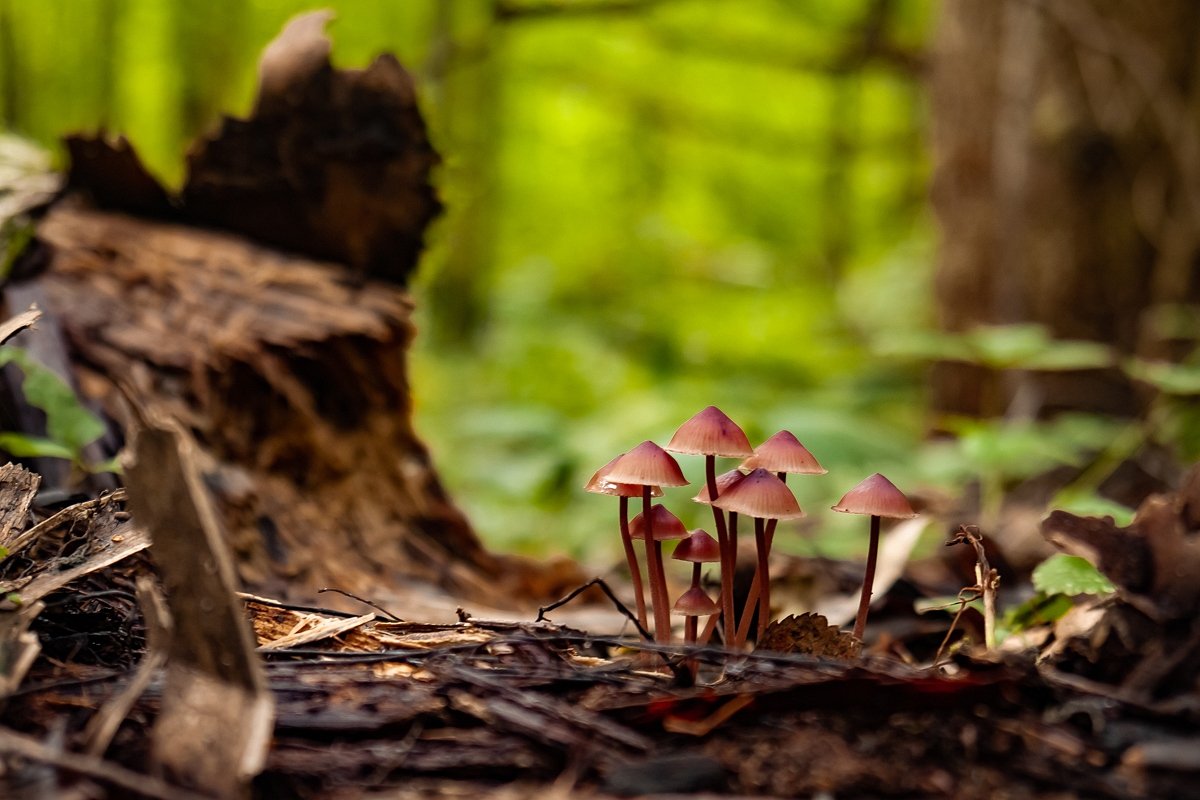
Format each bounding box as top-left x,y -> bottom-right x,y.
4,11 -> 580,609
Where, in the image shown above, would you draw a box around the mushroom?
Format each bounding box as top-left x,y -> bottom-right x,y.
831,473 -> 918,642
692,469 -> 747,645
672,585 -> 720,648
671,529 -> 721,643
629,503 -> 690,643
711,468 -> 804,644
584,454 -> 663,632
606,442 -> 688,643
666,407 -> 753,645
735,431 -> 825,645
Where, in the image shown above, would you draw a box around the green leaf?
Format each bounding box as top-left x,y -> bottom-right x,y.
1124,358 -> 1200,396
996,592 -> 1074,642
0,433 -> 76,460
1032,554 -> 1116,596
0,345 -> 107,458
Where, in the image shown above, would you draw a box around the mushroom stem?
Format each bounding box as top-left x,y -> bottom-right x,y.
641,487 -> 672,644
754,517 -> 772,641
736,471 -> 786,646
852,515 -> 882,641
727,510 -> 740,645
685,563 -> 702,644
704,456 -> 736,647
618,496 -> 649,631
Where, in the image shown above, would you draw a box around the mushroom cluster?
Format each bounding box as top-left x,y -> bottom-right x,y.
585,406 -> 917,651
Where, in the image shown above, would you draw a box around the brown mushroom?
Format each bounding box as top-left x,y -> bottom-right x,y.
671,529 -> 721,643
584,454 -> 663,632
667,407 -> 753,644
832,473 -> 917,641
608,442 -> 688,643
712,468 -> 804,644
735,431 -> 825,645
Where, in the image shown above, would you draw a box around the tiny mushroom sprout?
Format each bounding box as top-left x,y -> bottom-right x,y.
832,473 -> 918,642
667,407 -> 753,644
607,441 -> 688,644
736,431 -> 826,646
672,529 -> 721,643
629,503 -> 691,643
672,585 -> 720,646
584,454 -> 663,632
711,468 -> 805,645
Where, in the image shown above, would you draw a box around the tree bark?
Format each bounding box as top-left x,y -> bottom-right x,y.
929,0 -> 1200,418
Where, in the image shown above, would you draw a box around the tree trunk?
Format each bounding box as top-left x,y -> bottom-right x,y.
929,0 -> 1200,418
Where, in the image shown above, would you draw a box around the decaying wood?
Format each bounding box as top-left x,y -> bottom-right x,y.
0,305 -> 41,345
0,727 -> 209,800
0,461 -> 39,551
32,201 -> 510,605
124,420 -> 273,796
81,577 -> 170,758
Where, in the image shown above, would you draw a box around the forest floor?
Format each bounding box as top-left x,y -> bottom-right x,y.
1,457 -> 1198,799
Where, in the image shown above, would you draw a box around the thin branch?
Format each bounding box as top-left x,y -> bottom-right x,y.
536,577 -> 653,643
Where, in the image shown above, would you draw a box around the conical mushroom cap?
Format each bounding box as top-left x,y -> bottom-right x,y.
711,468 -> 804,520
741,430 -> 827,475
665,406 -> 753,458
692,469 -> 748,505
673,585 -> 720,616
584,454 -> 664,498
672,529 -> 721,563
629,504 -> 689,541
605,441 -> 688,488
831,473 -> 917,519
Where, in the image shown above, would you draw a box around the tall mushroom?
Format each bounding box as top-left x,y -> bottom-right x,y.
735,431 -> 825,645
666,407 -> 753,645
831,473 -> 917,642
606,442 -> 688,643
584,454 -> 663,632
692,469 -> 747,645
671,529 -> 721,643
711,468 -> 804,644
629,503 -> 690,643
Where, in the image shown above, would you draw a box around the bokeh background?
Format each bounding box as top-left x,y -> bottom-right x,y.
3,0 -> 1198,566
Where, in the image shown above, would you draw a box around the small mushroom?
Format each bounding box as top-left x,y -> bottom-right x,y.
629,503 -> 690,643
585,454 -> 663,632
711,468 -> 804,645
667,407 -> 753,643
672,585 -> 720,646
832,473 -> 917,642
735,431 -> 825,645
671,529 -> 721,643
607,441 -> 688,644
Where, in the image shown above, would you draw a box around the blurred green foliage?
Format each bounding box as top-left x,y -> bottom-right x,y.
1,1 -> 1193,566
0,345 -> 117,472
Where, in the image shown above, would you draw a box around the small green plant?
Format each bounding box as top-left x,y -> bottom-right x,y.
0,345 -> 118,474
993,554 -> 1115,644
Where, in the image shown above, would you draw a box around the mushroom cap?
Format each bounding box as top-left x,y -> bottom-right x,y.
831,473 -> 917,519
740,430 -> 827,475
692,469 -> 748,505
665,406 -> 754,458
629,504 -> 689,541
711,468 -> 805,520
605,441 -> 689,488
672,585 -> 720,616
671,529 -> 721,563
584,454 -> 664,498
